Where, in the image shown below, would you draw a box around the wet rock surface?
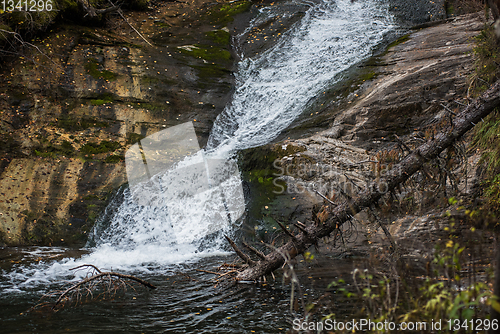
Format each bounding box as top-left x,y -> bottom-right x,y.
0,0 -> 489,247
389,0 -> 447,27
250,12 -> 489,254
0,0 -> 254,246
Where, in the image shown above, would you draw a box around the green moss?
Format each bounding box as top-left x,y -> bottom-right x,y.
446,4 -> 455,15
90,100 -> 106,106
189,64 -> 231,83
56,115 -> 109,131
105,154 -> 124,163
154,21 -> 170,28
205,30 -> 230,45
483,173 -> 500,212
85,203 -> 100,224
90,92 -> 114,105
129,101 -> 165,113
471,25 -> 500,180
208,0 -> 252,26
127,133 -> 145,145
240,143 -> 306,172
21,213 -> 56,245
178,45 -> 231,62
387,34 -> 409,49
85,58 -> 118,81
141,75 -> 160,85
83,194 -> 100,201
360,71 -> 377,82
473,111 -> 500,171
80,140 -> 121,155
35,140 -> 75,158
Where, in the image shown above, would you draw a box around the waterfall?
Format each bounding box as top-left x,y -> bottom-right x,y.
207,0 -> 395,153
81,0 -> 395,272
3,0 -> 395,289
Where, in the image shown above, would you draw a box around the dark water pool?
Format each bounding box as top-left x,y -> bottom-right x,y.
0,247 -> 363,333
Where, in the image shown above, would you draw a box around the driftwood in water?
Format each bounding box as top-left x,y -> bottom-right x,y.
227,81 -> 500,282
30,264 -> 156,312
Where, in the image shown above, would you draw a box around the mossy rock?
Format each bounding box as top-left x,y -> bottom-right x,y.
205,29 -> 231,45
208,0 -> 252,26
178,45 -> 232,62
189,64 -> 232,85
80,140 -> 121,155
34,140 -> 75,158
127,132 -> 145,145
85,58 -> 118,81
55,115 -> 109,131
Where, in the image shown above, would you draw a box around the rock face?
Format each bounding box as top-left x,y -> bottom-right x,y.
0,0 -> 251,246
389,0 -> 447,27
0,0 -> 488,247
254,12 -> 487,245
341,12 -> 485,148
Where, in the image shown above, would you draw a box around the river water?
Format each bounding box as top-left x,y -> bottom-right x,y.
0,0 -> 396,332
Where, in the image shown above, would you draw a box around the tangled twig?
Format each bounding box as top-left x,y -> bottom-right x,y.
30,264 -> 156,312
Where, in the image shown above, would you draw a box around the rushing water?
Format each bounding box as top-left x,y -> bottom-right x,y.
1,0 -> 396,332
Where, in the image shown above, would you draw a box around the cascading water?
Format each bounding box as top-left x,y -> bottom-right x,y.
207,0 -> 395,152
2,0 -> 395,291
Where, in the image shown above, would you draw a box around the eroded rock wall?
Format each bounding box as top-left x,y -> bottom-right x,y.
0,0 -> 246,246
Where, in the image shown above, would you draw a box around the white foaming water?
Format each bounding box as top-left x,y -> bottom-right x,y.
2,0 -> 395,291
207,0 -> 395,152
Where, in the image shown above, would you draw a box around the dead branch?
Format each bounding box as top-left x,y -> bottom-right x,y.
30,265 -> 156,312
53,271 -> 156,309
369,206 -> 398,254
225,235 -> 254,265
228,81 -> 500,282
71,264 -> 102,273
195,268 -> 220,275
242,241 -> 267,260
109,0 -> 154,47
293,222 -> 309,236
277,221 -> 297,241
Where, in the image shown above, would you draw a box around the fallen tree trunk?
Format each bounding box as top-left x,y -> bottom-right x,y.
230,81 -> 500,282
